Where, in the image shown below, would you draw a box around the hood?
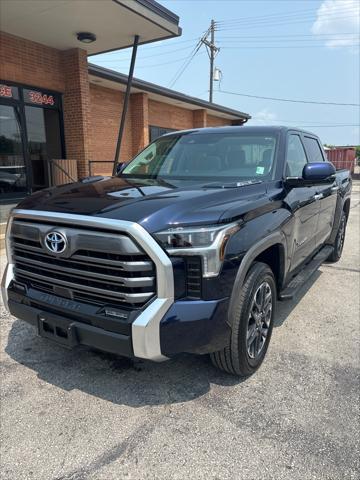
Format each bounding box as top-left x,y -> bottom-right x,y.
17,176 -> 269,233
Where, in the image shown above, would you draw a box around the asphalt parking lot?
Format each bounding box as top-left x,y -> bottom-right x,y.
1,185 -> 359,480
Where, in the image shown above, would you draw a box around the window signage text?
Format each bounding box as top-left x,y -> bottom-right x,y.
24,88 -> 57,107
0,84 -> 13,98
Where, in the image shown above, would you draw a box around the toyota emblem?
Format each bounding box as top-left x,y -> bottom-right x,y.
44,231 -> 67,254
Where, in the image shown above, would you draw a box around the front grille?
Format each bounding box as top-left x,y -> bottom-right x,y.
11,220 -> 156,308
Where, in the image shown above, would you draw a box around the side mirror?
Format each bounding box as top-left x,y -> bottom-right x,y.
285,162 -> 336,188
302,162 -> 336,182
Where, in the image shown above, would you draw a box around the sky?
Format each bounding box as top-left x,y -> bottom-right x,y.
92,0 -> 360,146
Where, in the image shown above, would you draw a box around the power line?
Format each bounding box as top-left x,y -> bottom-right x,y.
219,44 -> 360,49
218,37 -> 359,43
217,32 -> 358,39
215,13 -> 358,31
252,117 -> 360,126
216,4 -> 357,22
101,37 -> 201,54
168,39 -> 205,88
96,51 -> 206,69
255,118 -> 360,125
216,6 -> 358,26
93,44 -> 196,63
218,89 -> 360,106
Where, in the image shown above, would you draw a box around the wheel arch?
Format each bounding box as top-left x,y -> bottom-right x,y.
227,232 -> 287,325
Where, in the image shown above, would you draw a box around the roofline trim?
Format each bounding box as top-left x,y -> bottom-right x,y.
88,63 -> 251,120
129,0 -> 180,24
86,0 -> 181,56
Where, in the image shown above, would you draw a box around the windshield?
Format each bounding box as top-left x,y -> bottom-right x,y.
121,132 -> 277,181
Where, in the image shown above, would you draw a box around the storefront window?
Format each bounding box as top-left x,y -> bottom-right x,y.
0,81 -> 64,199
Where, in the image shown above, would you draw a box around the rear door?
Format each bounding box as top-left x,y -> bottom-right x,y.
284,133 -> 319,271
302,135 -> 337,248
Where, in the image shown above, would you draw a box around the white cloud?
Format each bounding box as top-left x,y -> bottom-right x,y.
252,109 -> 278,125
312,0 -> 360,48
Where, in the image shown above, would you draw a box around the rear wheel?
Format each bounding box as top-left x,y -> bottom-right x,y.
210,262 -> 276,376
328,211 -> 347,263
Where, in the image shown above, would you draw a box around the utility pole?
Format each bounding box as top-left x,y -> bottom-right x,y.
201,19 -> 219,103
209,19 -> 215,103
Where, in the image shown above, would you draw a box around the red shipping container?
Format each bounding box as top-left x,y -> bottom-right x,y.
325,148 -> 356,173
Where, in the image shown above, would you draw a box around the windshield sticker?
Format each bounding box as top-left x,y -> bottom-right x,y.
256,166 -> 265,175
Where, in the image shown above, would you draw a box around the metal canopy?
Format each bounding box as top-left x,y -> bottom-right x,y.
1,0 -> 181,55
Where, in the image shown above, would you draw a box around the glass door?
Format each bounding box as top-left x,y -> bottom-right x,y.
24,106 -> 63,190
0,104 -> 27,199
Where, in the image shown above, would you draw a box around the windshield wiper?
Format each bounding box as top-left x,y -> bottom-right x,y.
202,179 -> 263,189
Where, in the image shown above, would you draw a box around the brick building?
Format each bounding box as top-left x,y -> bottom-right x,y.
0,0 -> 249,205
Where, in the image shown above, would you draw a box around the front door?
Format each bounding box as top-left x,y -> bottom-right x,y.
284,133 -> 319,272
24,105 -> 63,191
302,135 -> 337,247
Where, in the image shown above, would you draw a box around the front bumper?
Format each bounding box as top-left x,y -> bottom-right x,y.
3,277 -> 230,358
2,209 -> 231,361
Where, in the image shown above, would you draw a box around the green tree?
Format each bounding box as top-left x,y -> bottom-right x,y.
356,146 -> 360,166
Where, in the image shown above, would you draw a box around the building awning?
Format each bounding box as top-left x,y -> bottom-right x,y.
89,64 -> 251,121
1,0 -> 181,55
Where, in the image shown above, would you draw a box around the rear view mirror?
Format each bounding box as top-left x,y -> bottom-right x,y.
302,162 -> 336,182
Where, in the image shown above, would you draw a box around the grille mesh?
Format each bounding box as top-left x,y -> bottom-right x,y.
11,221 -> 156,308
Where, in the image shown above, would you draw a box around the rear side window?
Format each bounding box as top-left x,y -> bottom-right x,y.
303,136 -> 324,163
286,134 -> 308,177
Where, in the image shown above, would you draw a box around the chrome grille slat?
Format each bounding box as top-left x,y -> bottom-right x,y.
71,254 -> 153,271
11,220 -> 157,308
13,254 -> 155,287
15,268 -> 154,304
12,243 -> 153,272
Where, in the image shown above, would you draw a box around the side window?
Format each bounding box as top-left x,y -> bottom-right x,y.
303,136 -> 325,163
286,134 -> 308,177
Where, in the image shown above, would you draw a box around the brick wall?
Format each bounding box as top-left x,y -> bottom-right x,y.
89,84 -> 133,175
131,93 -> 149,155
62,49 -> 91,178
0,32 -> 65,92
149,99 -> 194,130
1,32 -> 92,178
193,109 -> 207,128
207,114 -> 230,127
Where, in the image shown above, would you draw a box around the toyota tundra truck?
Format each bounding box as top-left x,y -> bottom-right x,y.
1,126 -> 352,376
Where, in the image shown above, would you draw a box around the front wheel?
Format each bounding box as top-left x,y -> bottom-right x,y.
328,211 -> 347,263
210,262 -> 276,376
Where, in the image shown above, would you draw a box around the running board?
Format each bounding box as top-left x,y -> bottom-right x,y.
279,245 -> 334,301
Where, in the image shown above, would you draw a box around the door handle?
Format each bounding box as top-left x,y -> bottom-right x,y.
313,194 -> 323,201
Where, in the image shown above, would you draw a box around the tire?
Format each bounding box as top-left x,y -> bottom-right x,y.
210,262 -> 276,376
328,211 -> 347,263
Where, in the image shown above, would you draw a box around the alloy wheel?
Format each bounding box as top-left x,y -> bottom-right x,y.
246,281 -> 273,359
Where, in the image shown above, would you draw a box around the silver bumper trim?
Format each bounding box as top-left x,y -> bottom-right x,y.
3,209 -> 174,361
1,263 -> 14,312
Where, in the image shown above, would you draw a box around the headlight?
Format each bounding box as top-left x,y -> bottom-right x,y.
154,222 -> 240,278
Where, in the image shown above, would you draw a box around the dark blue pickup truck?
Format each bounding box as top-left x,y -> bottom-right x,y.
1,126 -> 352,376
